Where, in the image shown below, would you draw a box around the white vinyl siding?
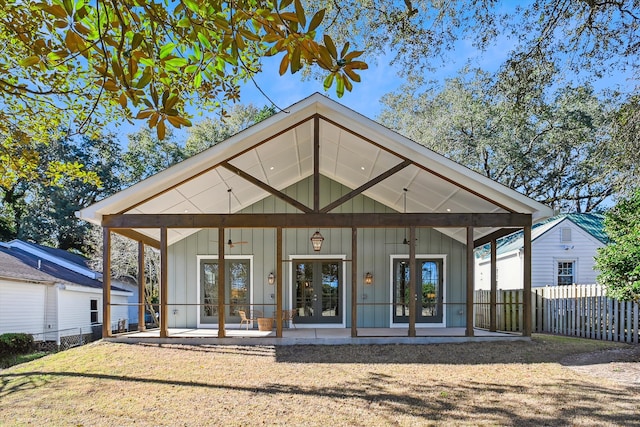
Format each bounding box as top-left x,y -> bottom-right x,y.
0,280 -> 49,335
475,219 -> 604,290
58,288 -> 130,335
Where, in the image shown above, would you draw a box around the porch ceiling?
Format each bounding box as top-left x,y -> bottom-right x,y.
78,93 -> 553,246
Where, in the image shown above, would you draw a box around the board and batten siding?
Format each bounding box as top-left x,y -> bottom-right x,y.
0,279 -> 49,335
168,175 -> 468,328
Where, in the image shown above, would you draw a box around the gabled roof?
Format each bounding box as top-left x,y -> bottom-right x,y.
78,93 -> 553,245
476,213 -> 607,259
0,244 -> 128,292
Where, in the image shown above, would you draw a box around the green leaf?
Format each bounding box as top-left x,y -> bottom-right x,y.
132,33 -> 144,50
290,46 -> 301,73
308,9 -> 325,32
197,32 -> 212,49
280,0 -> 293,10
136,68 -> 153,89
165,57 -> 188,68
340,42 -> 350,59
19,56 -> 41,67
324,35 -> 337,59
335,73 -> 344,97
159,43 -> 176,59
323,72 -> 334,91
177,17 -> 191,28
294,0 -> 306,28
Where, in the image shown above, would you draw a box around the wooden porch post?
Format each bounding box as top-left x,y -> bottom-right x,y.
490,238 -> 497,332
217,227 -> 226,338
466,227 -> 475,337
276,227 -> 283,338
351,227 -> 357,338
138,241 -> 146,332
160,227 -> 169,338
408,226 -> 416,337
523,224 -> 532,336
102,227 -> 112,338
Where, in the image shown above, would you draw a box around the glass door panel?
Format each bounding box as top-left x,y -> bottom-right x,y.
393,258 -> 443,323
200,259 -> 251,325
294,260 -> 341,324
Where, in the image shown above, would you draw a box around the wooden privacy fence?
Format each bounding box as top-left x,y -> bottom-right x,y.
475,284 -> 639,344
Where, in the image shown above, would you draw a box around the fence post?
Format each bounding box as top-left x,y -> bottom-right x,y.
634,301 -> 639,345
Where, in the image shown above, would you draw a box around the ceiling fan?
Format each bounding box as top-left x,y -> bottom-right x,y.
214,189 -> 248,248
385,188 -> 416,246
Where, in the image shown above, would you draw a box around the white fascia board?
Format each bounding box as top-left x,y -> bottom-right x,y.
63,283 -> 132,297
7,240 -> 97,279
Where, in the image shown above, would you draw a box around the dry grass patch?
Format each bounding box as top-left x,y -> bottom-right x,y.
1,335 -> 639,426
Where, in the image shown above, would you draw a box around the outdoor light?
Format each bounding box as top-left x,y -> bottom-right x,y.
268,272 -> 275,285
310,230 -> 324,251
364,272 -> 373,285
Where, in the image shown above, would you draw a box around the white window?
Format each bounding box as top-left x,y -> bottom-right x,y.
90,299 -> 99,324
557,261 -> 574,286
560,227 -> 572,242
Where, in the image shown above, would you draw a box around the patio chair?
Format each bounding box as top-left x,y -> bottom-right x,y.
238,310 -> 254,330
282,309 -> 296,329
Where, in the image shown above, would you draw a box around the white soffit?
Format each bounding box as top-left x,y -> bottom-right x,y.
78,93 -> 553,246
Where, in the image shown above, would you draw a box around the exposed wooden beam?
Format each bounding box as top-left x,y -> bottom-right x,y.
351,227 -> 358,338
102,228 -> 112,338
473,227 -> 520,248
160,227 -> 168,338
103,212 -> 533,229
138,241 -> 146,332
113,229 -> 160,249
523,225 -> 532,337
320,160 -> 413,213
220,161 -> 313,214
276,227 -> 283,338
313,115 -> 320,212
408,226 -> 416,337
490,239 -> 497,332
465,226 -> 475,337
218,228 -> 226,338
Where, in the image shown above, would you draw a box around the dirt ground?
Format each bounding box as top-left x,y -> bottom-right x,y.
562,344 -> 640,386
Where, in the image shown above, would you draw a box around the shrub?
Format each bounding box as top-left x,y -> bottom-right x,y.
0,333 -> 35,356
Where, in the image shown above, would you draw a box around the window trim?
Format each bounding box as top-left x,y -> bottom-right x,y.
90,298 -> 99,324
556,260 -> 576,286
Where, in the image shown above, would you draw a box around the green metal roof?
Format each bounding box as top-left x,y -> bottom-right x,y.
476,213 -> 608,260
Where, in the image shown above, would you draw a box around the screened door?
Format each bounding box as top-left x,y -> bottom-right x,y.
293,260 -> 342,324
393,258 -> 443,323
200,259 -> 251,325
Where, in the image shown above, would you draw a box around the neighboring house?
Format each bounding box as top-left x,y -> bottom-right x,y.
0,240 -> 132,343
79,93 -> 553,338
475,213 -> 608,290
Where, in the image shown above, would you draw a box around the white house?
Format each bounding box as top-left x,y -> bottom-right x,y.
475,213 -> 608,290
0,240 -> 132,344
